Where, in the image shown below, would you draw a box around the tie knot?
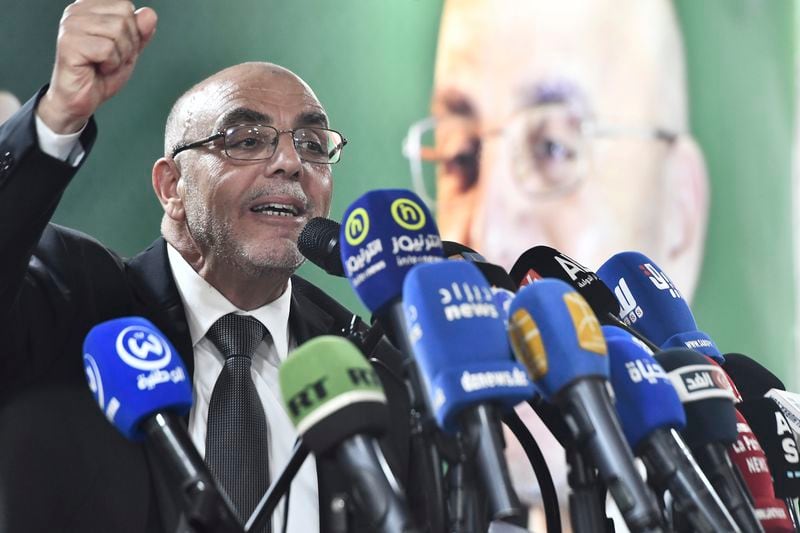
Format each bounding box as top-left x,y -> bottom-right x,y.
206,313 -> 268,360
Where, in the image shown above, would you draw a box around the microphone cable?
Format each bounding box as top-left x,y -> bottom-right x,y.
503,409 -> 562,533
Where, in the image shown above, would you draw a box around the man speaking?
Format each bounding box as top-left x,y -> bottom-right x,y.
0,1 -> 409,532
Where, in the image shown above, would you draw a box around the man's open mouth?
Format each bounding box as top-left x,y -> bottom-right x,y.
250,202 -> 301,217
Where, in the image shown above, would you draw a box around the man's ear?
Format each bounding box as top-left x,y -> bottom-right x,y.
152,157 -> 185,222
661,135 -> 709,301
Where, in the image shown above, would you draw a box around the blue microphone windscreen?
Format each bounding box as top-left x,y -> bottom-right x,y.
654,348 -> 738,447
339,189 -> 444,313
491,287 -> 515,321
603,325 -> 685,450
661,331 -> 722,362
402,261 -> 534,433
507,278 -> 609,401
597,252 -> 721,360
83,317 -> 192,441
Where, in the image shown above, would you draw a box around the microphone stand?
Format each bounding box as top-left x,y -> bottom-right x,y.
142,413 -> 243,533
245,440 -> 311,532
566,448 -> 612,533
503,410 -> 562,533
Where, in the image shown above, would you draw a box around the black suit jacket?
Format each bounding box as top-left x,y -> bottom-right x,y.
0,92 -> 411,533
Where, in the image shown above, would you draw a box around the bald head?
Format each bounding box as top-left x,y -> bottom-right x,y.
164,62 -> 324,156
0,91 -> 21,124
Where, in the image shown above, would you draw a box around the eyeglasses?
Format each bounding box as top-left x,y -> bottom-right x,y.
402,104 -> 678,209
172,124 -> 348,164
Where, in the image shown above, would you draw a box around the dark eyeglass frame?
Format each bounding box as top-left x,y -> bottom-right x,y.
171,124 -> 348,164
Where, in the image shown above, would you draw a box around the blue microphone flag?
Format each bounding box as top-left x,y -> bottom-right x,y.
402,261 -> 534,433
83,317 -> 192,441
507,279 -> 608,400
604,325 -> 686,449
340,189 -> 443,313
597,252 -> 722,361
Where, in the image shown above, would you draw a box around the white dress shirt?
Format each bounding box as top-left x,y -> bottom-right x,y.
35,116 -> 320,532
165,225 -> 320,533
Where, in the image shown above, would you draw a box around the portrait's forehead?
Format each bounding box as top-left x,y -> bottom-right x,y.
433,0 -> 684,126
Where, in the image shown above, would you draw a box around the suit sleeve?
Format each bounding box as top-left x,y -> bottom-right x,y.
0,87 -> 97,316
0,87 -> 100,393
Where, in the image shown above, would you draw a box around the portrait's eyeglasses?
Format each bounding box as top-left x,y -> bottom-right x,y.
172,124 -> 348,164
402,104 -> 678,209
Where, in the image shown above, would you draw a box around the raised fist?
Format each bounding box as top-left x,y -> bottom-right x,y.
37,0 -> 157,133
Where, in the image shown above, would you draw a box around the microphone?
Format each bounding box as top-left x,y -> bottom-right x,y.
727,410 -> 795,532
279,335 -> 418,533
507,278 -> 665,532
83,317 -> 242,533
440,244 -> 562,531
510,246 -> 620,318
597,252 -> 722,361
654,348 -> 763,533
722,354 -> 800,507
738,398 -> 800,501
510,245 -> 660,352
337,189 -> 447,532
603,325 -> 739,532
339,189 -> 444,349
722,353 -> 787,400
442,240 -> 518,291
298,217 -> 346,277
402,260 -> 534,525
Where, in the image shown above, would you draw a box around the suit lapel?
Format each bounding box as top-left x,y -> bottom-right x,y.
126,244 -> 348,532
125,238 -> 194,378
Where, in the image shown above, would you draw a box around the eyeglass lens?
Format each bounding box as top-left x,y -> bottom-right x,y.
225,125 -> 343,163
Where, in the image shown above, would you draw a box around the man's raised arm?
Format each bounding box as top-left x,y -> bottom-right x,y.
37,0 -> 157,134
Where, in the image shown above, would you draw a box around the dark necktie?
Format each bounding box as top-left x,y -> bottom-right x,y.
205,313 -> 271,531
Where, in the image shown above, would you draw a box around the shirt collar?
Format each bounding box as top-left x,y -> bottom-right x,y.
166,243 -> 293,362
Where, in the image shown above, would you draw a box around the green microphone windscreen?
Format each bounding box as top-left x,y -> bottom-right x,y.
279,336 -> 388,453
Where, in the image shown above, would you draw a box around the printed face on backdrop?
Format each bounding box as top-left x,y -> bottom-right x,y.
410,0 -> 708,300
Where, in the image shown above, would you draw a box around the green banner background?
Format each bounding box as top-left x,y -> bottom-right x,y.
1,0 -> 796,385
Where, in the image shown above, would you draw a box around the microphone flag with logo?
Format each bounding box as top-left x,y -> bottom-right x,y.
279,336 -> 388,454
510,245 -> 621,319
604,325 -> 742,532
402,260 -> 531,525
654,348 -> 737,447
727,411 -> 794,533
507,279 -> 665,532
83,316 -> 192,440
597,251 -> 722,361
738,398 -> 800,500
279,336 -> 418,533
339,189 -> 443,314
603,325 -> 685,449
401,260 -> 534,433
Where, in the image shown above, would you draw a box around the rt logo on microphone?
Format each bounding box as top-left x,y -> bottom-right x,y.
390,198 -> 426,230
115,325 -> 172,371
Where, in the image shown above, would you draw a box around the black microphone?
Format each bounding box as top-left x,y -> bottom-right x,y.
442,240 -> 518,291
655,348 -> 764,533
298,217 -> 345,277
722,354 -> 800,499
510,245 -> 661,352
722,353 -> 787,399
83,318 -> 242,533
